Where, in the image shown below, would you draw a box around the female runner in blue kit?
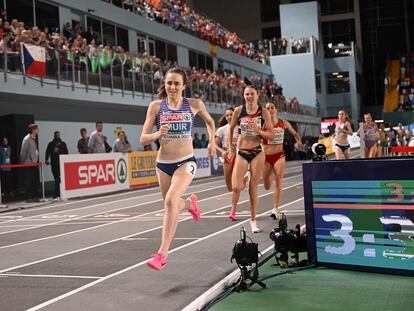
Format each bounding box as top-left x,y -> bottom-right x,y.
140,67 -> 216,270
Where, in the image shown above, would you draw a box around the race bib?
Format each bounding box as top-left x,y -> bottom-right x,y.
268,127 -> 284,145
186,162 -> 197,177
160,113 -> 192,140
239,117 -> 261,137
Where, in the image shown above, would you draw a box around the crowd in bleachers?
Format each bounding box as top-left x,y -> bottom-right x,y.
0,16 -> 310,115
101,0 -> 270,64
397,52 -> 414,111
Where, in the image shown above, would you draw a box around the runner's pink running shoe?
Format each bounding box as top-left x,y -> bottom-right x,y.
188,194 -> 200,221
229,208 -> 236,221
147,253 -> 168,271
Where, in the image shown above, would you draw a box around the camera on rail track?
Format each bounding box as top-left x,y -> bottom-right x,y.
269,213 -> 307,268
231,227 -> 259,267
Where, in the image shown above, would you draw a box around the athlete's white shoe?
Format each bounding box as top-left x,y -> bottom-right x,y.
270,208 -> 282,220
250,220 -> 261,233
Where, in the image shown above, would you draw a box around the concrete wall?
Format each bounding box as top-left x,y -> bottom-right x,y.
280,2 -> 321,40
269,53 -> 316,107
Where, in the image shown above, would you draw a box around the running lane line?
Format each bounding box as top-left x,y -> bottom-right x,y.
0,181 -> 303,273
0,180 -> 245,236
0,172 -> 303,235
26,197 -> 304,311
0,177 -> 303,250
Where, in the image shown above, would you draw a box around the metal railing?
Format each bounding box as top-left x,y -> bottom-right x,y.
0,43 -> 319,117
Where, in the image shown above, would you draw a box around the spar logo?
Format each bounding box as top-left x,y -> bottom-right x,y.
160,113 -> 191,122
117,158 -> 127,184
183,113 -> 191,121
64,159 -> 127,190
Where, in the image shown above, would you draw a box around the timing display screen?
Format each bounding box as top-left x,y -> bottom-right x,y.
303,159 -> 414,275
313,180 -> 414,270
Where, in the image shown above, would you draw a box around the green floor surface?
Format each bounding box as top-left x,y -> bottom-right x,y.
210,257 -> 414,311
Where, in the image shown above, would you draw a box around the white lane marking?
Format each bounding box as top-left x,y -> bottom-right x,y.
0,181 -> 243,236
26,196 -> 304,311
0,175 -> 303,248
3,169 -> 303,220
0,181 -> 303,273
120,238 -> 148,241
0,216 -> 24,219
174,238 -> 201,240
0,225 -> 35,228
0,173 -> 302,236
0,176 -> 226,218
38,222 -> 112,226
0,273 -> 100,280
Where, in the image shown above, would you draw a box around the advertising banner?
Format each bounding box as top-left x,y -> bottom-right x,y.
128,151 -> 158,188
193,149 -> 211,179
60,153 -> 129,199
210,151 -> 224,176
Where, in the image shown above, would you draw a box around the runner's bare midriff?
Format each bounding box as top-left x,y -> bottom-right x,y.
158,139 -> 194,161
263,143 -> 283,155
238,135 -> 262,150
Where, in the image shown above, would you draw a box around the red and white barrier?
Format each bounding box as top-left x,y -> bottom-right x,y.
390,146 -> 414,154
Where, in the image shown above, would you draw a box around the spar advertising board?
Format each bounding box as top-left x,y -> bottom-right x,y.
60,153 -> 129,199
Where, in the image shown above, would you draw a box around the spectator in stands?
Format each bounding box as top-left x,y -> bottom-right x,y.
62,22 -> 73,39
113,130 -> 132,153
192,132 -> 201,148
0,137 -> 12,199
77,128 -> 89,154
1,9 -> 6,22
2,21 -> 11,38
88,121 -> 106,153
0,19 -> 4,40
1,14 -> 314,118
84,25 -> 97,44
20,124 -> 39,202
199,133 -> 209,148
45,131 -> 68,200
101,0 -> 269,63
154,68 -> 163,84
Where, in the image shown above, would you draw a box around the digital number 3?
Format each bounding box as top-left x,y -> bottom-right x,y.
386,182 -> 404,202
322,214 -> 356,255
